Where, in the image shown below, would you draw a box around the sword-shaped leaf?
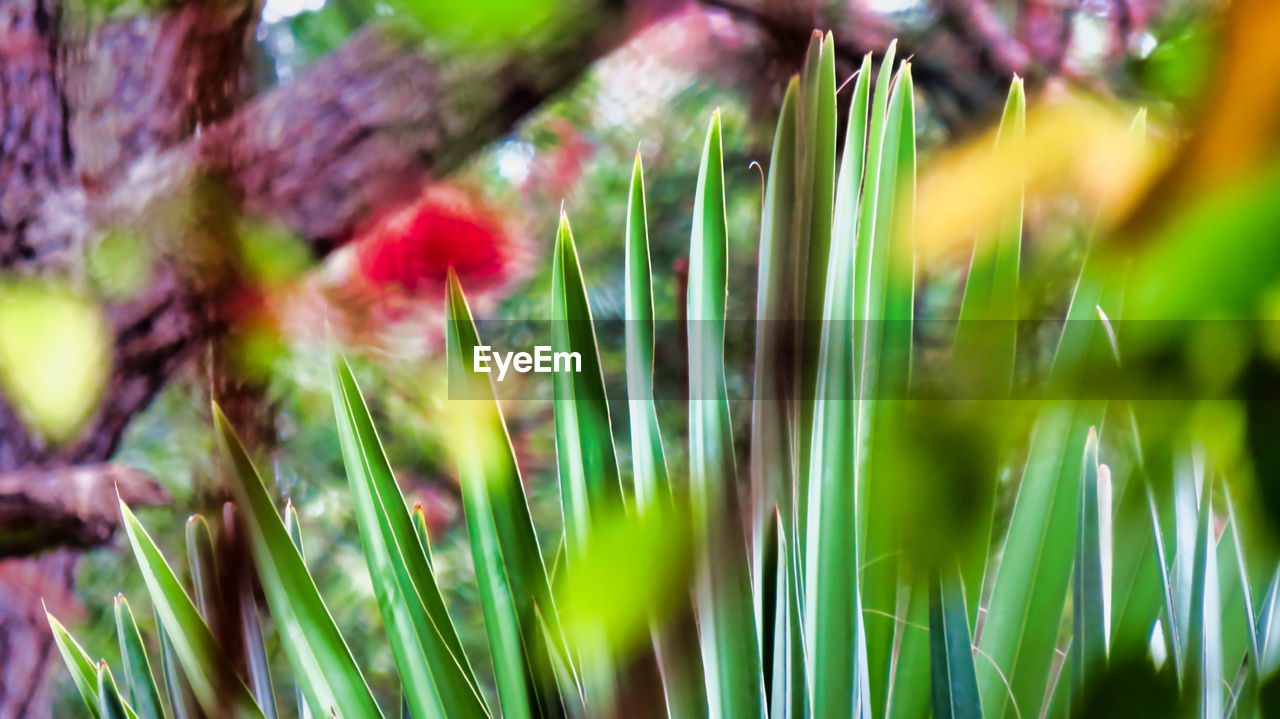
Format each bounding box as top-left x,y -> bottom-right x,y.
1071,430 -> 1109,707
47,611 -> 102,718
446,272 -> 575,719
331,354 -> 489,719
553,211 -> 623,561
623,151 -> 708,719
114,594 -> 165,719
929,562 -> 983,719
118,499 -> 265,719
213,406 -> 380,719
803,49 -> 871,719
687,110 -> 766,718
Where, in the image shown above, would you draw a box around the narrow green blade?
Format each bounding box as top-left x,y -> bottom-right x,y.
955,76 -> 1026,390
623,151 -> 709,719
331,354 -> 489,719
1185,475 -> 1222,719
1071,429 -> 1108,708
687,110 -> 766,717
184,516 -> 220,626
47,611 -> 102,718
156,619 -> 199,719
114,594 -> 165,719
118,500 -> 264,718
793,32 -> 838,550
767,510 -> 806,719
98,661 -> 141,719
855,55 -> 918,719
227,504 -> 279,719
237,575 -> 278,719
553,211 -> 624,562
929,563 -> 983,719
1223,488 -> 1261,719
977,242 -> 1117,719
1258,568 -> 1280,676
624,151 -> 671,513
954,78 -> 1026,624
213,406 -> 382,719
283,501 -> 313,719
803,50 -> 871,719
1108,409 -> 1166,659
446,273 -> 574,719
749,76 -> 799,632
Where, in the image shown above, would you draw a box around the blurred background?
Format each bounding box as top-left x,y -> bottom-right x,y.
0,0 -> 1254,715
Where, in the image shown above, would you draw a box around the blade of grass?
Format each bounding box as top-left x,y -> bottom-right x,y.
1108,408 -> 1167,659
446,273 -> 575,719
803,49 -> 871,719
623,151 -> 709,719
687,110 -> 766,718
856,55 -> 917,719
1185,474 -> 1222,719
749,76 -> 798,632
767,510 -> 806,719
929,562 -> 983,719
224,505 -> 279,719
98,660 -> 141,719
331,354 -> 490,719
47,611 -> 102,718
118,499 -> 264,718
184,515 -> 219,628
624,151 -> 670,514
550,213 -> 624,712
954,78 -> 1026,625
955,76 -> 1025,390
283,501 -> 313,719
1223,488 -> 1260,719
890,575 -> 934,719
793,32 -> 838,544
976,240 -> 1117,718
553,211 -> 624,560
156,619 -> 199,719
114,594 -> 165,719
213,406 -> 381,719
1071,430 -> 1108,708
1258,568 -> 1280,676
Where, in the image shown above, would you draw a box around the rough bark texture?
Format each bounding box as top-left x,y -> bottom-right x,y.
0,463 -> 166,557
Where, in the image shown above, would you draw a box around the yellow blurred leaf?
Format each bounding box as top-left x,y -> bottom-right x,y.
0,282 -> 110,443
912,96 -> 1162,263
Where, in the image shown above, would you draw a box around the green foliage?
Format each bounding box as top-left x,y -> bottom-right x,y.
48,31 -> 1280,719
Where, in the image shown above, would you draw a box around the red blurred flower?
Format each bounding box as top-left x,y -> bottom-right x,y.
355,185 -> 520,298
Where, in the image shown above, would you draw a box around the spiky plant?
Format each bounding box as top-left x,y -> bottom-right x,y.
49,32 -> 1280,719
